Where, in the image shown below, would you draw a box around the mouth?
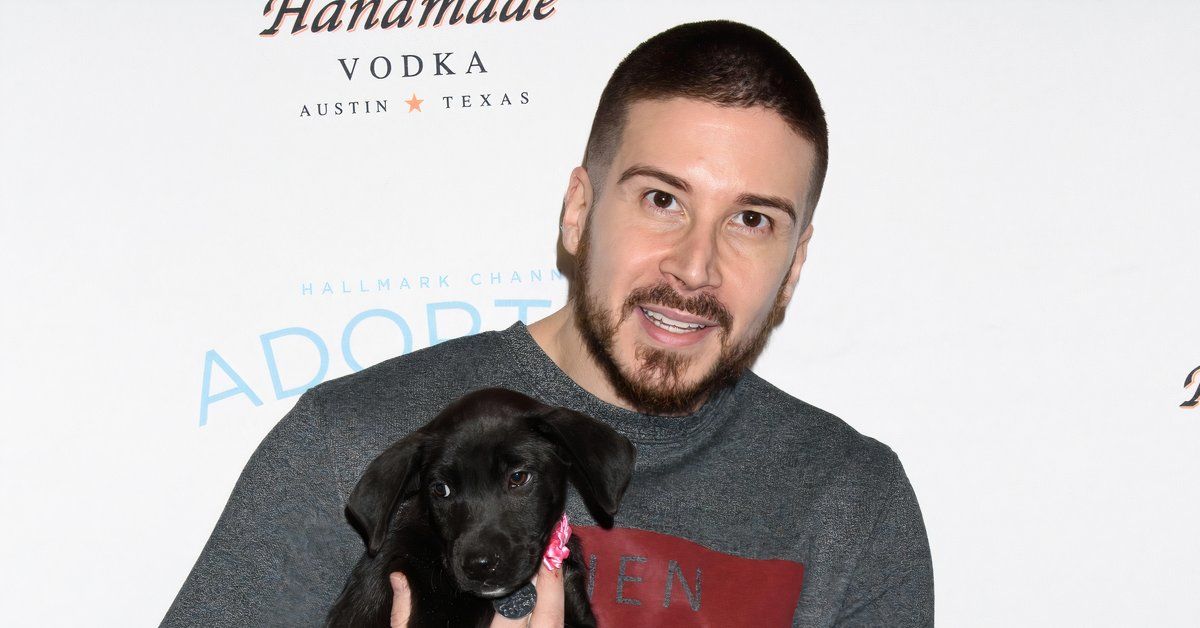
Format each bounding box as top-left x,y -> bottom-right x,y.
639,306 -> 714,331
637,305 -> 720,347
459,577 -> 522,599
475,585 -> 513,599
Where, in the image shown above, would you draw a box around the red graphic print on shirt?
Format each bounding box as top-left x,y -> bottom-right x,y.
573,526 -> 805,627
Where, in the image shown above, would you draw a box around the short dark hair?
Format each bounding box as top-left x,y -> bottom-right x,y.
583,20 -> 829,227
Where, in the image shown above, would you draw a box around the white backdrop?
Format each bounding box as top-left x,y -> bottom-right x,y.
2,1 -> 1198,626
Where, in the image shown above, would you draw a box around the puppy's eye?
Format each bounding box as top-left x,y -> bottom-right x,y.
431,481 -> 451,498
507,471 -> 532,489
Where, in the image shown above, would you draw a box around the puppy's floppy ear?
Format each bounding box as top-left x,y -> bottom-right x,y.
534,408 -> 636,527
346,433 -> 424,556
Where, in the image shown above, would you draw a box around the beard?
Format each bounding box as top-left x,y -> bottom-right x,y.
569,224 -> 790,415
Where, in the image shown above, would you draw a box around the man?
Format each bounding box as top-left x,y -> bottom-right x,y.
163,20 -> 933,628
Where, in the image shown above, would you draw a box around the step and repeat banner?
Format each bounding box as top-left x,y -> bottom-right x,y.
2,1 -> 1197,626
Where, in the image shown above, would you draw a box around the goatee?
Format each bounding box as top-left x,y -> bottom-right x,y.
569,228 -> 788,416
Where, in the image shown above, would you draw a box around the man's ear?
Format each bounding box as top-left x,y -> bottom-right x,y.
779,222 -> 815,307
560,166 -> 593,256
345,433 -> 424,556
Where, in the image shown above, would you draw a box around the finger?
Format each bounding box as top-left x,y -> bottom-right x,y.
390,572 -> 412,628
529,562 -> 565,628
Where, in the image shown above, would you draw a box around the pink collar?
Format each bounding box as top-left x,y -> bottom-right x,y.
542,513 -> 572,571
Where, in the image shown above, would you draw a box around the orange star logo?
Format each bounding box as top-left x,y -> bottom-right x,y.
404,93 -> 424,112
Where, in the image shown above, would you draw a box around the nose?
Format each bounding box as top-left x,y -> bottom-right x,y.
462,551 -> 501,579
660,223 -> 722,292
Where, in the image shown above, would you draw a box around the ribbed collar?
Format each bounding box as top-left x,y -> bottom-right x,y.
499,321 -> 739,446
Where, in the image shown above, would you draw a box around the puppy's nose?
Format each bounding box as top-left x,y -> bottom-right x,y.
462,552 -> 501,579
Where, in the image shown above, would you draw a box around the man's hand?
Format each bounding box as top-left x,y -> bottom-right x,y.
389,562 -> 565,628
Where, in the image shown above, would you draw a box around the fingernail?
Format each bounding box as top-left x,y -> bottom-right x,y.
390,573 -> 409,592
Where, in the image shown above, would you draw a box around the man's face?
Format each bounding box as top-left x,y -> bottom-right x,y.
564,98 -> 817,415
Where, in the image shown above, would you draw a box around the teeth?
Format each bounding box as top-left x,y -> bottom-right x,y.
641,307 -> 707,333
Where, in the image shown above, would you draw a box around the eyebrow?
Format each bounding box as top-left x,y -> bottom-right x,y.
617,164 -> 690,193
617,163 -> 796,223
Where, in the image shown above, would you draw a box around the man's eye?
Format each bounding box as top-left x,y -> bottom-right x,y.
431,481 -> 451,498
643,190 -> 678,210
507,470 -> 532,489
733,210 -> 770,231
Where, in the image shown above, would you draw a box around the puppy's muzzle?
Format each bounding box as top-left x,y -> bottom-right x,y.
452,534 -> 540,598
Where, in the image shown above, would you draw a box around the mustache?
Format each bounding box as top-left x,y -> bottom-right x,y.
620,283 -> 732,329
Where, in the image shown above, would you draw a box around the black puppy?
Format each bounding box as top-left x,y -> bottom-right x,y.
326,388 -> 637,627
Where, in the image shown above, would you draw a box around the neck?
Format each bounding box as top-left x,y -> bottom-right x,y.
526,304 -> 639,412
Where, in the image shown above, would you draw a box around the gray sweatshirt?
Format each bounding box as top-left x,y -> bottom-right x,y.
162,322 -> 933,627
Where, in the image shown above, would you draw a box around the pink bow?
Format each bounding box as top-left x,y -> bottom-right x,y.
542,513 -> 572,571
